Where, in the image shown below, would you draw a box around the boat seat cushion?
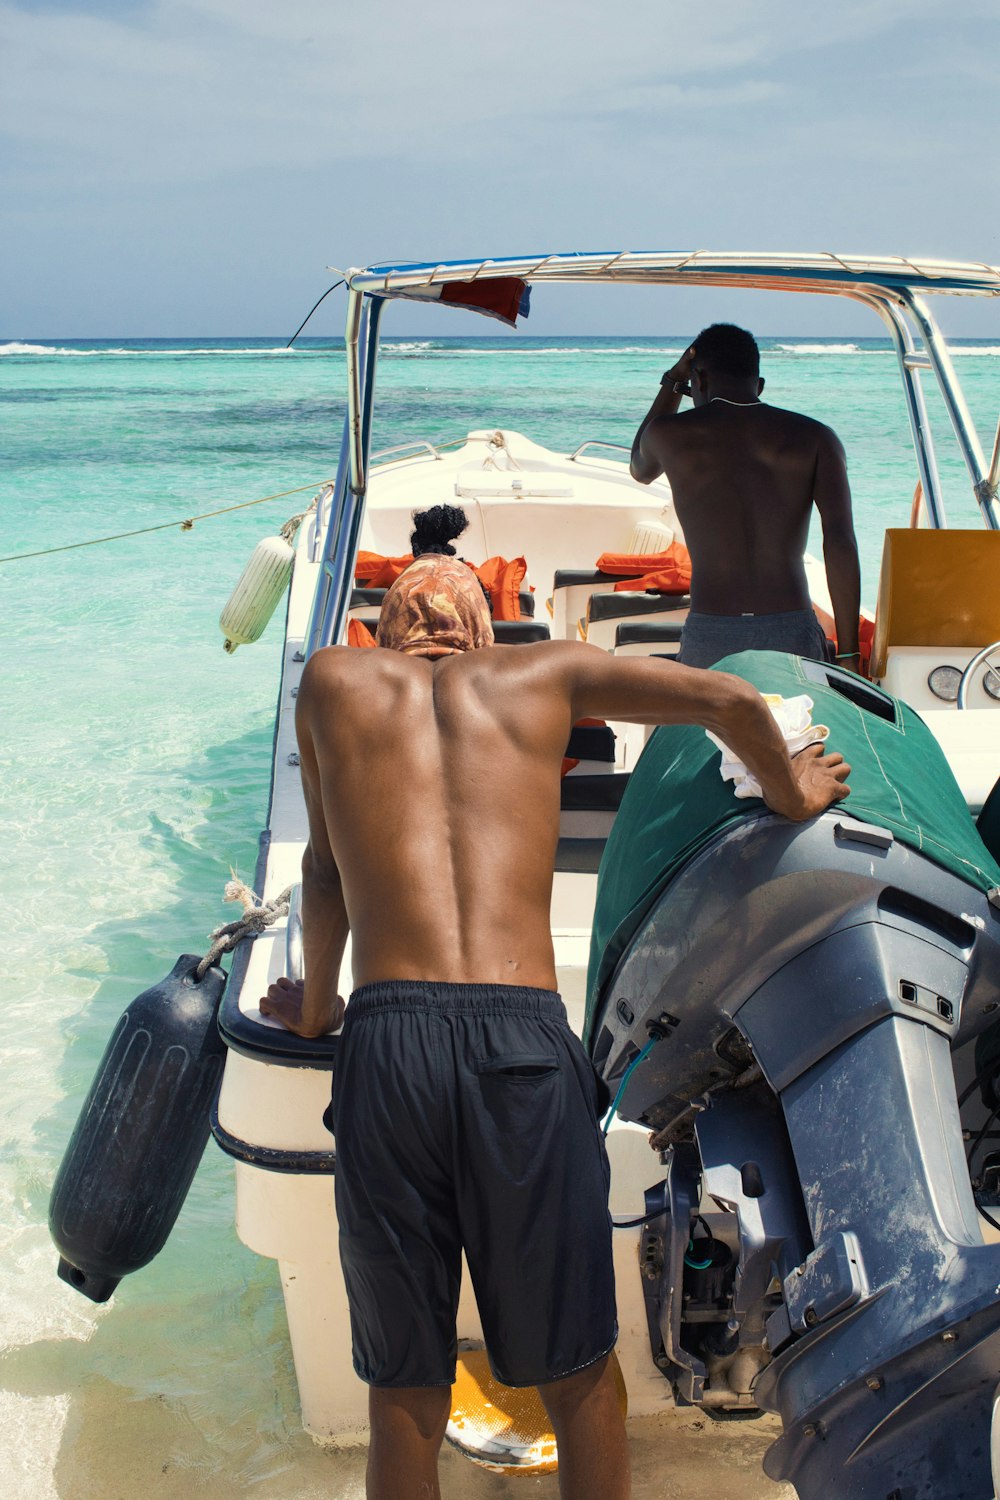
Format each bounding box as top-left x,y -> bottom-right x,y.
565,722 -> 616,764
351,586 -> 535,618
588,593 -> 691,624
615,621 -> 684,648
353,615 -> 550,645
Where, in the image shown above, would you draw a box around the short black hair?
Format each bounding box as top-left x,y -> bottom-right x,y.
692,324 -> 760,380
410,504 -> 469,557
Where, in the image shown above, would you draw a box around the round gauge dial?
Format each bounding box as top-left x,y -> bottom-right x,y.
927,665 -> 961,702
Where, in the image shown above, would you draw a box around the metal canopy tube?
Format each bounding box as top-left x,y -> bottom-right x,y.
826,289 -> 946,529
904,291 -> 999,529
345,289 -> 365,497
988,412 -> 1000,498
318,298 -> 373,650
876,298 -> 947,528
304,409 -> 351,659
349,250 -> 1000,300
305,291 -> 369,658
328,296 -> 385,650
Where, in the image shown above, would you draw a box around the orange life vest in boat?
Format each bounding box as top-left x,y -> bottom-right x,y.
595,543 -> 692,594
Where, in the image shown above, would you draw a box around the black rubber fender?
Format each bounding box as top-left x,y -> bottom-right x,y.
49,954 -> 228,1303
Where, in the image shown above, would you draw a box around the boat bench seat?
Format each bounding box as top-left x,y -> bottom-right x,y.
584,591 -> 690,651
565,721 -> 617,774
352,614 -> 550,645
549,569 -> 621,640
556,771 -> 631,872
612,621 -> 684,658
349,586 -> 535,620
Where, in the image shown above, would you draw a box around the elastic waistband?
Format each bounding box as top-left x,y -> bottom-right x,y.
687,608 -> 816,624
346,979 -> 566,1020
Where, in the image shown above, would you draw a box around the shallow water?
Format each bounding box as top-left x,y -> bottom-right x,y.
2,333 -> 998,1495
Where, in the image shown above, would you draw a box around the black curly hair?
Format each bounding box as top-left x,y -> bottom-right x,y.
410,504 -> 469,557
692,324 -> 760,380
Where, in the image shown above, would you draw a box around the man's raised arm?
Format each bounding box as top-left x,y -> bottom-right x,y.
630,345 -> 695,484
566,645 -> 850,822
260,659 -> 349,1039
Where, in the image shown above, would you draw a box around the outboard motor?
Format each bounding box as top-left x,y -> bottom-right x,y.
587,652 -> 1000,1499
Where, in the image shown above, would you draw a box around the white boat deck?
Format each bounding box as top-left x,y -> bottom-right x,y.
217,421 -> 1000,1442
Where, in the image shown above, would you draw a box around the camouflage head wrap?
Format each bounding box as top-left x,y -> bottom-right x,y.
376,553 -> 494,657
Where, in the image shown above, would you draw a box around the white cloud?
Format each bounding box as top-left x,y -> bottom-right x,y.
2,0 -> 995,186
2,0 -> 999,331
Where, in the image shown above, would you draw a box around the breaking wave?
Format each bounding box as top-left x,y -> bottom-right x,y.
775,343 -> 864,354
0,342 -> 303,357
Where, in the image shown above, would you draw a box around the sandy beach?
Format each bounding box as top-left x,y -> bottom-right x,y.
2,1372 -> 792,1500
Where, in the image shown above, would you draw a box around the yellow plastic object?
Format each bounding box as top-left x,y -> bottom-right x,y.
445,1348 -> 627,1475
870,528 -> 1000,678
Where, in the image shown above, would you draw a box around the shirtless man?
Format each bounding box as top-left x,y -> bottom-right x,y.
630,323 -> 862,672
260,516 -> 851,1500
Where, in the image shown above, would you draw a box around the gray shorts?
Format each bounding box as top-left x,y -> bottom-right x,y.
677,609 -> 829,669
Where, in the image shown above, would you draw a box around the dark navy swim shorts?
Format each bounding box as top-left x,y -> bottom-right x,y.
328,979 -> 617,1389
677,608 -> 829,668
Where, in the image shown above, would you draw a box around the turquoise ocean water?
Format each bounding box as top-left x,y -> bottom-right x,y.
2,333 -> 1000,1496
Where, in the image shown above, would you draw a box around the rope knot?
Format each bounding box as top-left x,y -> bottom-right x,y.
196,875 -> 293,980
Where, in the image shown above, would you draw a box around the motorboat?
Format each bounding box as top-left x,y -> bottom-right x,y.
52,252 -> 1000,1494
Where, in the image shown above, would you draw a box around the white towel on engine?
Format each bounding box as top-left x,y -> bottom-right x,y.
706,694 -> 830,800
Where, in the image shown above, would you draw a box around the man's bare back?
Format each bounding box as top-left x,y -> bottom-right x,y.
258,533 -> 850,1500
631,325 -> 861,667
262,638 -> 850,1038
639,400 -> 843,615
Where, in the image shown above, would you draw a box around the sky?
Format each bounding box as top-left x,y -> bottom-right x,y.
4,0 -> 1000,337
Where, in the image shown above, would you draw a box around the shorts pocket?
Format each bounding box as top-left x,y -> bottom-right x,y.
475,1054 -> 559,1081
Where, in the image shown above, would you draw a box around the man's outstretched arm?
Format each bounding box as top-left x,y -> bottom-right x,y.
260,666 -> 348,1038
566,646 -> 850,821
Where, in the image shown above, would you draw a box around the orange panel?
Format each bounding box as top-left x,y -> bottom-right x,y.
870,529 -> 1000,678
447,1348 -> 627,1474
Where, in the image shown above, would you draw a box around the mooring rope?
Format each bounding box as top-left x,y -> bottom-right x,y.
279,495 -> 319,545
0,479 -> 334,566
197,877 -> 293,980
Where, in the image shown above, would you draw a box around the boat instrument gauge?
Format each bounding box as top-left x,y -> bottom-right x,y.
928,665 -> 962,702
985,665 -> 1000,701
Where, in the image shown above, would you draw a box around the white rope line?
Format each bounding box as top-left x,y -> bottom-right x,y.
197,877 -> 293,979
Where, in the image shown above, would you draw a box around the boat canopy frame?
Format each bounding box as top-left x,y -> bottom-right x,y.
306,251 -> 1000,657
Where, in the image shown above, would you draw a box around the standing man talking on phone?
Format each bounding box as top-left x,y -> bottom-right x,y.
631,323 -> 863,674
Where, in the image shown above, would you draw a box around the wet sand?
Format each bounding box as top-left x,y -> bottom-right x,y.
2,1370 -> 792,1500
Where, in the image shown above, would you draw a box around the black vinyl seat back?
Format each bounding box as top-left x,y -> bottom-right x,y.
614,621 -> 685,648
353,615 -> 549,644
351,587 -> 535,617
588,592 -> 690,624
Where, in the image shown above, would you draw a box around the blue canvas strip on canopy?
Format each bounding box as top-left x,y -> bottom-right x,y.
585,651 -> 1000,1049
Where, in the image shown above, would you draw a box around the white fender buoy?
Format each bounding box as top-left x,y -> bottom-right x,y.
219,533 -> 294,653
